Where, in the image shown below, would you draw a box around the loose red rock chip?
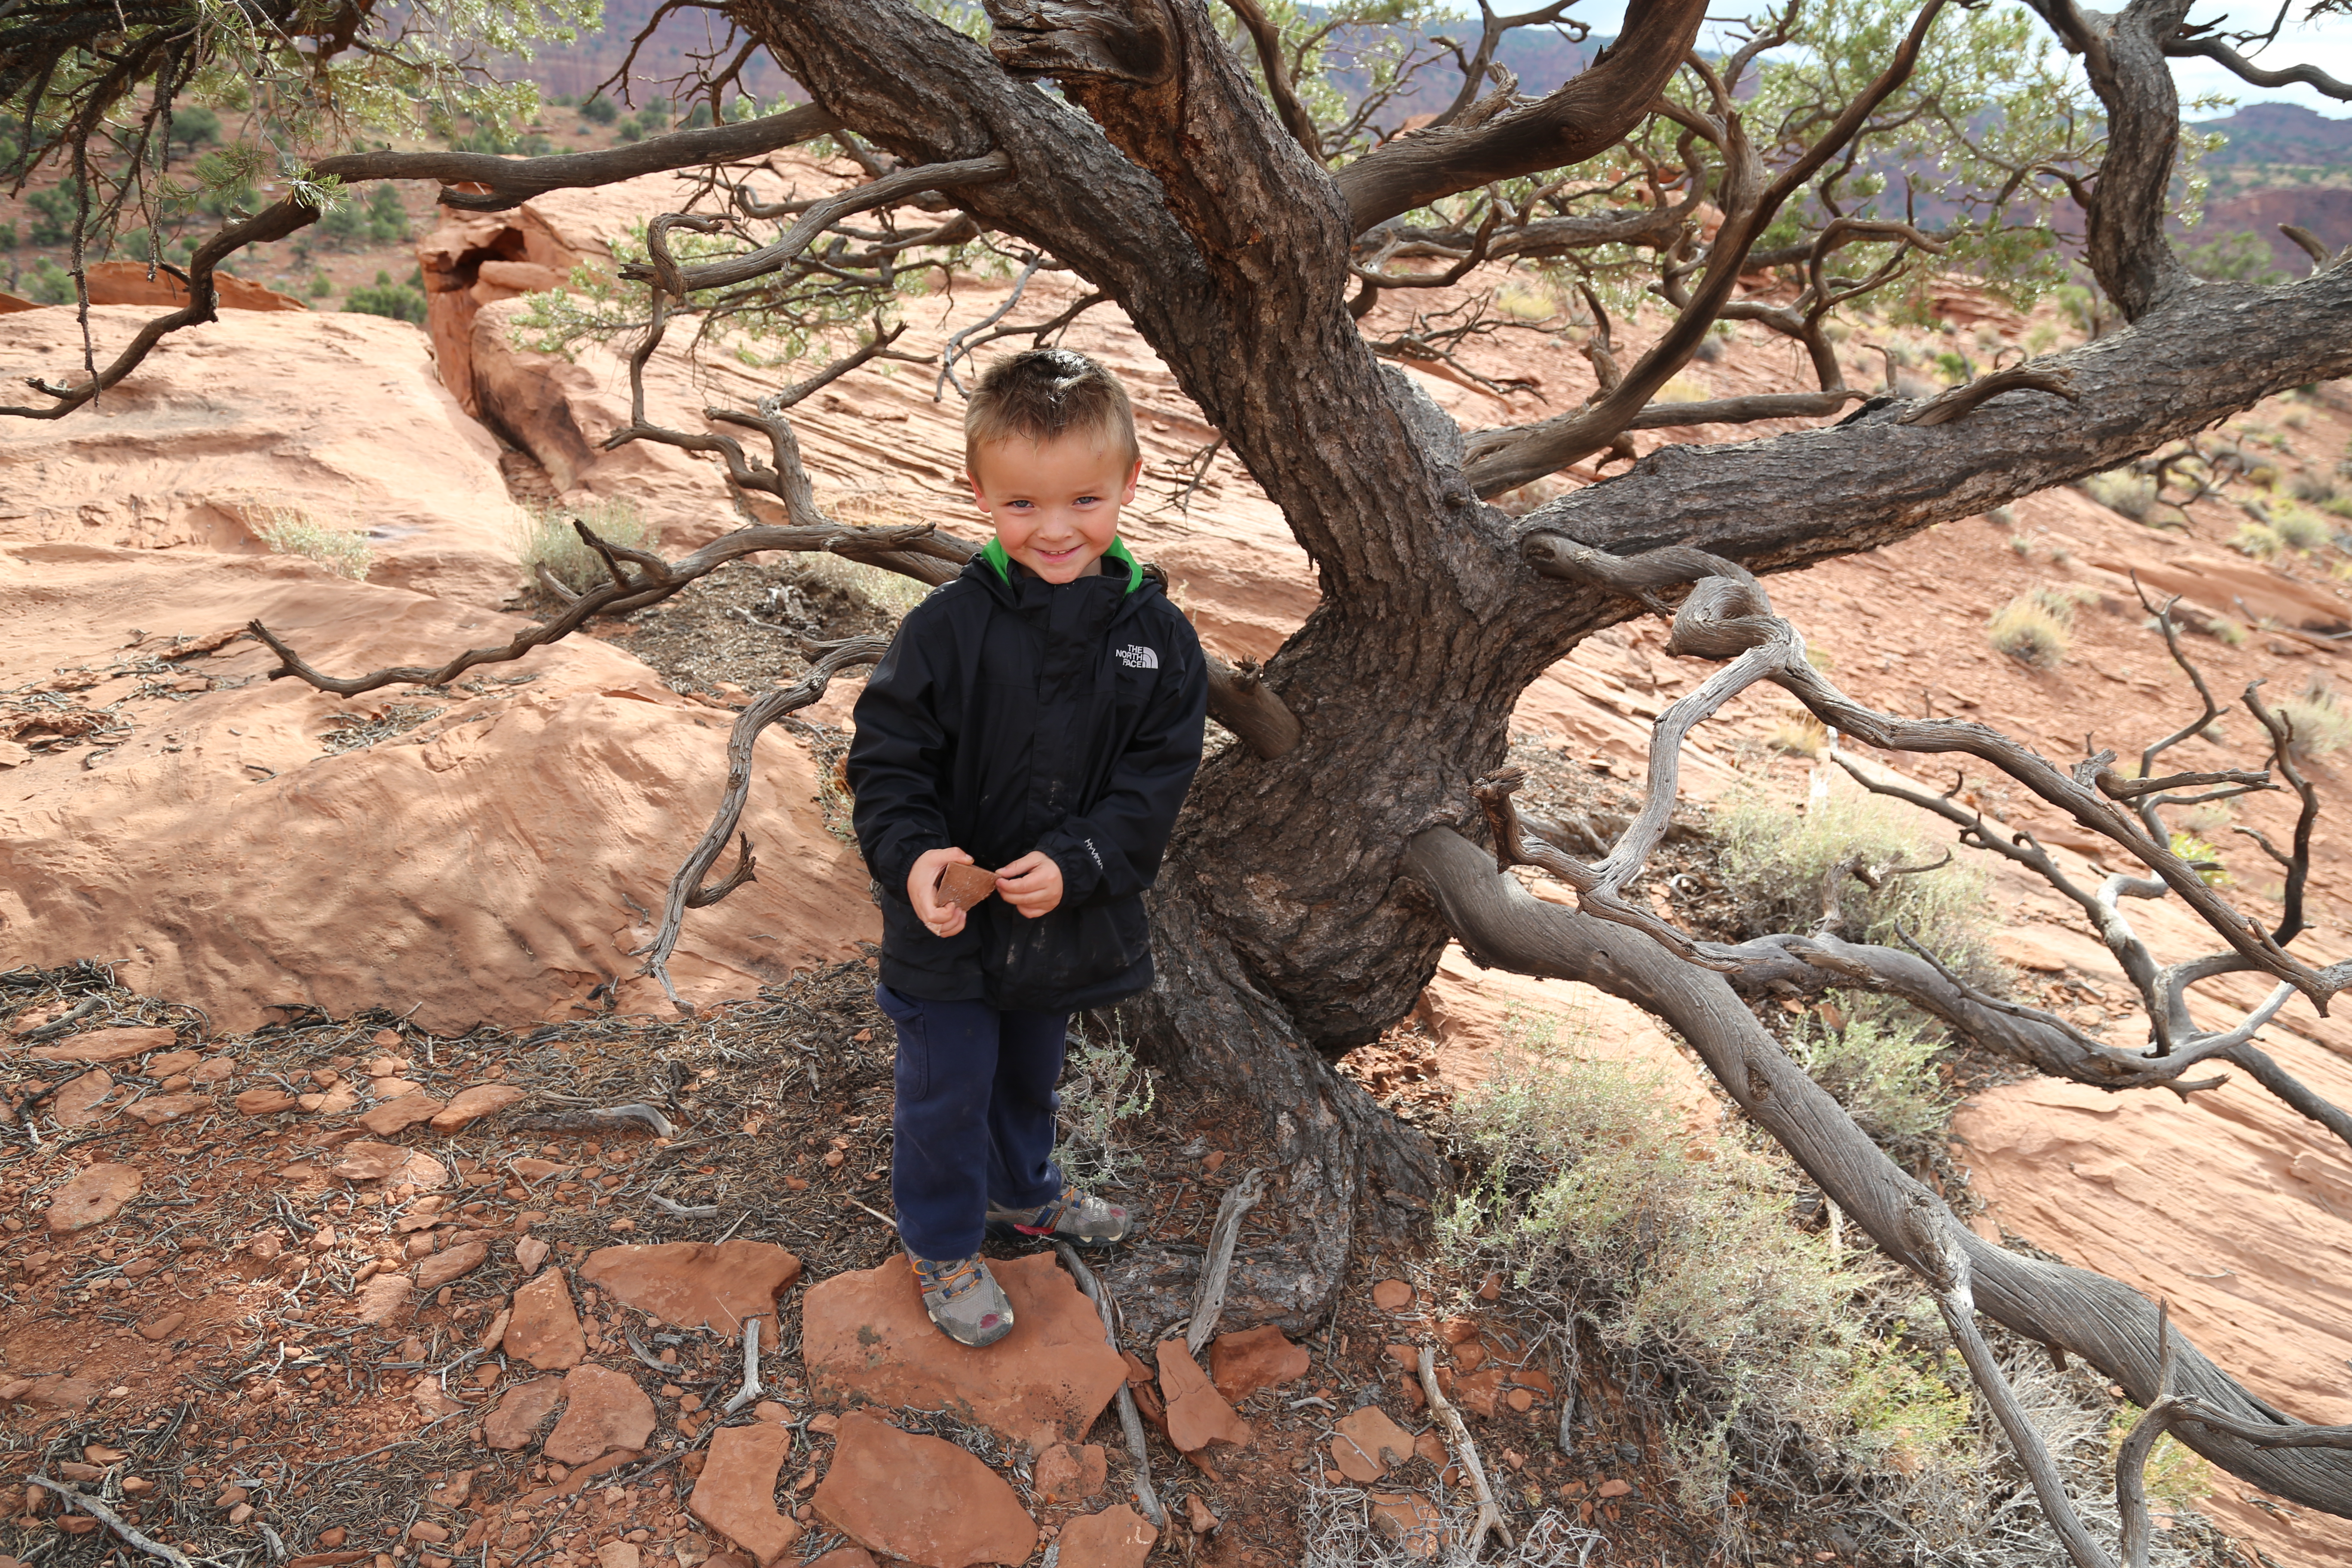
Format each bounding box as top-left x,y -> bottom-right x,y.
935,862 -> 998,910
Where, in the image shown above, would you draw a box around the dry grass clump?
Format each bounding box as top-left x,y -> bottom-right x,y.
1987,593 -> 2070,668
1767,711 -> 1830,758
2078,468 -> 2156,523
1439,1049 -> 1970,1533
2227,522 -> 2281,560
520,496 -> 658,594
1718,788 -> 1998,980
2273,683 -> 2352,759
250,504 -> 374,581
1788,1011 -> 1954,1160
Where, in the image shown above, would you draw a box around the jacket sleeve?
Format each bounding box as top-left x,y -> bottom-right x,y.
847,607 -> 956,901
1032,612 -> 1210,907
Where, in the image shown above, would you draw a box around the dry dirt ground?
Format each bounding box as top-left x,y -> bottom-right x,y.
0,954 -> 1866,1568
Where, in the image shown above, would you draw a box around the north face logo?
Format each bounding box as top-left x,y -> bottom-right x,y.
1115,644 -> 1159,670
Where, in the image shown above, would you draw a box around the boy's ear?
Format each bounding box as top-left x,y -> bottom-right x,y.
966,469 -> 988,511
1119,456 -> 1142,505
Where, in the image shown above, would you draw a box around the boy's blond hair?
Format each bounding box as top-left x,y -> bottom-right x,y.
964,349 -> 1139,474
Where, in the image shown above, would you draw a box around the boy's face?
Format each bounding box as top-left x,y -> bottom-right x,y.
967,431 -> 1142,585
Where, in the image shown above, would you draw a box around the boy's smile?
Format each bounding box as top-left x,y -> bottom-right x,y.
967,432 -> 1143,585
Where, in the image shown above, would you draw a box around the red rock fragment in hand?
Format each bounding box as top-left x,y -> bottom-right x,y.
482,1379 -> 565,1451
26,1026 -> 176,1064
542,1364 -> 656,1465
1155,1341 -> 1253,1454
579,1241 -> 800,1350
1208,1325 -> 1309,1400
430,1084 -> 526,1133
416,1241 -> 490,1291
1031,1443 -> 1107,1504
505,1269 -> 588,1363
686,1421 -> 799,1565
812,1411 -> 1036,1568
1330,1406 -> 1414,1483
1056,1505 -> 1157,1568
360,1095 -> 445,1136
935,862 -> 998,910
47,1163 -> 140,1232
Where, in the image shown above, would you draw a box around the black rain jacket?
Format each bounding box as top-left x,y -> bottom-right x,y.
847,539 -> 1209,1013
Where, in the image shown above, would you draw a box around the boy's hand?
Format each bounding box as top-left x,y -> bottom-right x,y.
908,847 -> 976,939
995,851 -> 1064,919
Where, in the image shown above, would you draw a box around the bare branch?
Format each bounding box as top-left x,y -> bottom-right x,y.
641,635 -> 891,1012
2162,29 -> 2352,102
1896,367 -> 2079,427
1399,825 -> 2352,1515
312,104 -> 845,214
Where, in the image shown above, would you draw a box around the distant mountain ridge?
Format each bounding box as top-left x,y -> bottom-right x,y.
2190,101 -> 2352,167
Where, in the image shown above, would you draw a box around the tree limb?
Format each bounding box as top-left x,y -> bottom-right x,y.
1332,0 -> 1708,235
1399,824 -> 2352,1517
312,104 -> 845,214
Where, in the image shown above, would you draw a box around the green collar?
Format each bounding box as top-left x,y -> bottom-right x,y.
980,536 -> 1142,592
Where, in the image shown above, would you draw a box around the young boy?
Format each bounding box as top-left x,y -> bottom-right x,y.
847,348 -> 1209,1347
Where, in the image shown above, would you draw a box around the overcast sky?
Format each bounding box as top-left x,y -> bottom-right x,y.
1543,1 -> 2352,119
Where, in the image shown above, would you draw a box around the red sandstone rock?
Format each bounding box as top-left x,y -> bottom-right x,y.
188,1056 -> 236,1085
1208,1324 -> 1309,1400
580,1241 -> 799,1349
1331,1407 -> 1414,1483
430,1084 -> 526,1132
542,1365 -> 656,1465
27,1026 -> 175,1064
47,1164 -> 140,1232
505,1268 -> 588,1369
78,261 -> 305,312
51,1070 -> 115,1128
1031,1443 -> 1106,1504
297,1082 -> 359,1115
331,1142 -> 411,1182
811,1411 -> 1036,1568
236,1087 -> 299,1115
802,1253 -> 1124,1451
482,1381 -> 565,1451
515,1236 -> 551,1273
360,1095 -> 445,1136
144,1050 -> 202,1077
416,1241 -> 489,1291
354,1274 -> 414,1326
1371,1279 -> 1415,1312
1156,1341 -> 1252,1454
686,1421 -> 799,1565
1055,1506 -> 1157,1568
1452,1369 -> 1505,1419
126,1093 -> 206,1125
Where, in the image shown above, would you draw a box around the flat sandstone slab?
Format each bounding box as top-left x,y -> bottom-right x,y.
802,1253 -> 1125,1452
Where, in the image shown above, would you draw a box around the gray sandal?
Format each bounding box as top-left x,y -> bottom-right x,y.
985,1187 -> 1135,1246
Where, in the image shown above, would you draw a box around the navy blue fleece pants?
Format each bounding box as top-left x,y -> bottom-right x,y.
876,985 -> 1067,1261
